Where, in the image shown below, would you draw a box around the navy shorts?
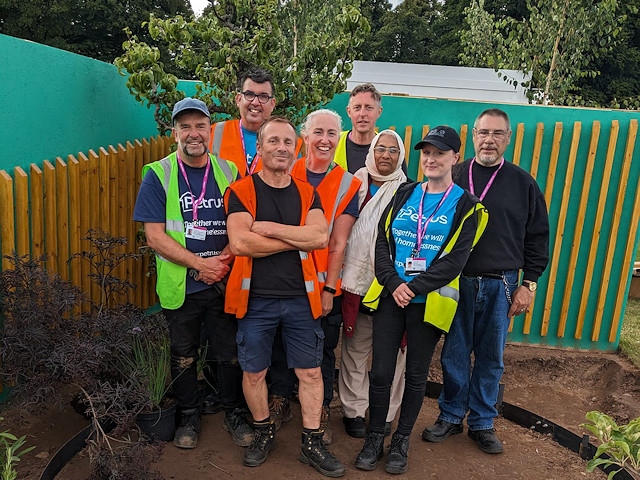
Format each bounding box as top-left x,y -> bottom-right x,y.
236,297 -> 324,373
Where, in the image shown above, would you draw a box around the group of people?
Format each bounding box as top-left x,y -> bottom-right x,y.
133,68 -> 550,477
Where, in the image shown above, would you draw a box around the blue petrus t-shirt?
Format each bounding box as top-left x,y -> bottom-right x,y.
391,183 -> 464,302
242,127 -> 258,167
133,159 -> 236,295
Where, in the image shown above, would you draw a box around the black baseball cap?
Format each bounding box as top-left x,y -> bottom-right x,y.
414,125 -> 461,153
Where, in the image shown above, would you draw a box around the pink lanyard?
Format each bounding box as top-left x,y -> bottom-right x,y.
468,157 -> 504,201
177,155 -> 210,221
413,182 -> 454,256
238,120 -> 259,175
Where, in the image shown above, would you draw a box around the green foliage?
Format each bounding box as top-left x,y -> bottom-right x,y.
460,0 -> 624,105
581,411 -> 640,479
114,0 -> 370,134
0,0 -> 192,64
620,298 -> 640,368
0,418 -> 35,480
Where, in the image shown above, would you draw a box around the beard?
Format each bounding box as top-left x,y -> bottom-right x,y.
476,152 -> 501,166
181,141 -> 206,158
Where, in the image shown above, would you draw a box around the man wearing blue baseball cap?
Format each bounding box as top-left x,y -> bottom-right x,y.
133,97 -> 253,449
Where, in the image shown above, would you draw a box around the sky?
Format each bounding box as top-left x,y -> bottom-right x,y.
189,0 -> 403,17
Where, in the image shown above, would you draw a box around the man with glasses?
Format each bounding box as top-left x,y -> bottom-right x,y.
208,68 -> 302,177
421,108 -> 549,454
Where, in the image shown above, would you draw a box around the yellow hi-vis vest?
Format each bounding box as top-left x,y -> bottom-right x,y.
333,131 -> 350,172
362,202 -> 488,332
142,152 -> 238,310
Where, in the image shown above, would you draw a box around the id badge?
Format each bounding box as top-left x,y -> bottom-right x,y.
185,226 -> 207,241
405,257 -> 427,274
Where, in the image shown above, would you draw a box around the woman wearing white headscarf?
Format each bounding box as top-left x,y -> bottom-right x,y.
339,129 -> 408,439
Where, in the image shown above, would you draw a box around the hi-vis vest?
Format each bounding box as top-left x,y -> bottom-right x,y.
362,202 -> 489,332
333,131 -> 350,172
223,175 -> 322,319
210,119 -> 304,177
142,152 -> 238,310
290,158 -> 361,295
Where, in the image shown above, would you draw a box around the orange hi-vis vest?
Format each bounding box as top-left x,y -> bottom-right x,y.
223,174 -> 323,319
290,158 -> 361,295
209,119 -> 303,177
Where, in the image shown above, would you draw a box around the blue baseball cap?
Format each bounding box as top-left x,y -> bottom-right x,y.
171,97 -> 211,125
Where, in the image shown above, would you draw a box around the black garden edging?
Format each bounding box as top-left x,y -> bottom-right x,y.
426,380 -> 635,480
40,382 -> 635,479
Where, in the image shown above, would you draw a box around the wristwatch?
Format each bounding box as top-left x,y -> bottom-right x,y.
522,280 -> 537,292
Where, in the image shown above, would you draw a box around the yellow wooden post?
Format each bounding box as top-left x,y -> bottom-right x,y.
545,122 -> 581,337
55,158 -> 69,281
576,120 -> 619,339
512,123 -> 525,167
30,164 -> 44,259
459,124 -> 468,161
0,171 -> 14,270
403,125 -> 412,172
99,147 -> 110,234
43,161 -> 58,273
13,167 -> 30,257
67,155 -> 81,294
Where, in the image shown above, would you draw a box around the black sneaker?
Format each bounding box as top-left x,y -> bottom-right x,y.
173,408 -> 201,449
299,430 -> 346,478
385,432 -> 409,475
355,432 -> 385,471
223,408 -> 255,447
421,419 -> 463,443
343,416 -> 366,438
243,421 -> 275,467
468,428 -> 504,454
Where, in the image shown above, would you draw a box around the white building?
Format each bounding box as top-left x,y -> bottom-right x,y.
348,60 -> 529,104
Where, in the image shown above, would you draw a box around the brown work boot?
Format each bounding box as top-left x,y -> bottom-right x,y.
269,395 -> 293,431
320,405 -> 333,445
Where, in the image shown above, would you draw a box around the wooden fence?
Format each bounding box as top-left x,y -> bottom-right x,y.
0,135 -> 174,310
0,120 -> 639,351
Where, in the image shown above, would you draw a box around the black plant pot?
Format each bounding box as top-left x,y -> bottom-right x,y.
135,404 -> 176,442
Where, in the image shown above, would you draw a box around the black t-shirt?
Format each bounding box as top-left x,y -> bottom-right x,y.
345,135 -> 370,173
227,174 -> 323,297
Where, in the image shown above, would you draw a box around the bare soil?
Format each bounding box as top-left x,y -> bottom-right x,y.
5,343 -> 640,480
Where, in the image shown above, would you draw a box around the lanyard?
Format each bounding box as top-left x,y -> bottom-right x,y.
469,157 -> 504,201
177,154 -> 210,222
238,120 -> 258,174
413,182 -> 454,256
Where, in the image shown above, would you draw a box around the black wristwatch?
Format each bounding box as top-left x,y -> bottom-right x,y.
323,285 -> 337,295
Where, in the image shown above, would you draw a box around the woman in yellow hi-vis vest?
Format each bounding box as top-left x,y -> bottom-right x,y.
355,126 -> 488,475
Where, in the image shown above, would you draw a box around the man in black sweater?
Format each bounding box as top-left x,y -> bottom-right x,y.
421,108 -> 549,454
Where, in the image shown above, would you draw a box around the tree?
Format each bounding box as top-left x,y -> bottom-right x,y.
460,0 -> 623,105
357,0 -> 393,61
0,0 -> 192,63
114,0 -> 370,133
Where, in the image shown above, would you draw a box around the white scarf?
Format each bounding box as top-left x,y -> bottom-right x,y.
342,130 -> 407,296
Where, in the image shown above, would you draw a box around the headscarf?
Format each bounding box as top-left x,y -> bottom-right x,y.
342,130 -> 407,296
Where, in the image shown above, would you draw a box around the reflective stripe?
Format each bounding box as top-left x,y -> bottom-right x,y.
156,253 -> 169,262
166,219 -> 183,232
214,154 -> 234,185
438,285 -> 460,302
328,172 -> 355,236
299,251 -> 308,260
317,271 -> 327,283
159,157 -> 172,195
305,280 -> 316,293
241,277 -> 251,291
212,122 -> 226,157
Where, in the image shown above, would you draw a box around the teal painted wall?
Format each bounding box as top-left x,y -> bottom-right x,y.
1,35 -> 639,351
0,34 -> 159,171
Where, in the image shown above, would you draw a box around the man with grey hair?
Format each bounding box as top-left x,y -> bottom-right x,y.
421,107 -> 549,454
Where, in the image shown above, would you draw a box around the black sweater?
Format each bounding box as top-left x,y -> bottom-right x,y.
375,181 -> 482,298
452,159 -> 549,282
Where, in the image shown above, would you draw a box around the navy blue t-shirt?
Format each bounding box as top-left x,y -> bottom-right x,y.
306,169 -> 360,220
133,159 -> 238,295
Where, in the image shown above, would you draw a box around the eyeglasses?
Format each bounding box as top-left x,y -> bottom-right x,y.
241,90 -> 273,104
474,128 -> 510,140
374,146 -> 400,155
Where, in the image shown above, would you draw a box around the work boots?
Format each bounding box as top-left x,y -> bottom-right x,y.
354,431 -> 385,471
385,432 -> 410,474
269,395 -> 293,431
320,405 -> 333,444
243,420 -> 276,467
173,407 -> 201,449
299,430 -> 345,477
223,407 -> 255,447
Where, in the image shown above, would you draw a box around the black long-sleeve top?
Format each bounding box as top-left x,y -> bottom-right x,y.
452,159 -> 550,282
374,181 -> 482,298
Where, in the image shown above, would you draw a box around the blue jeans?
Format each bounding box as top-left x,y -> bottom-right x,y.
438,271 -> 518,431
